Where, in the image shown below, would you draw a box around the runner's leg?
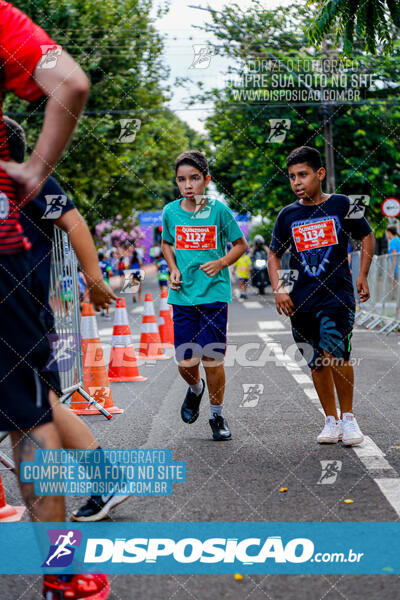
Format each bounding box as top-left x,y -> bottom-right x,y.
10,420 -> 65,522
49,390 -> 98,449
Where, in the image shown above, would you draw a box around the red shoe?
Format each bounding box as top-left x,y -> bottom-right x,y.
43,574 -> 110,599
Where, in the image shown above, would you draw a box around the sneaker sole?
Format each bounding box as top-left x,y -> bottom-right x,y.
212,433 -> 232,441
317,437 -> 340,444
70,495 -> 129,522
342,435 -> 364,446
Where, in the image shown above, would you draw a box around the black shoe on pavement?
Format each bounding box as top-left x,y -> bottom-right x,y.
209,413 -> 232,441
181,378 -> 205,424
71,494 -> 129,522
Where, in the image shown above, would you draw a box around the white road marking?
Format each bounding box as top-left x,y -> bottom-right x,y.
243,301 -> 263,309
353,437 -> 395,472
374,480 -> 400,515
292,373 -> 313,385
258,320 -> 286,330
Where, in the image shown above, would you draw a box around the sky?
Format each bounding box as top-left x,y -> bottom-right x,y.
153,0 -> 293,132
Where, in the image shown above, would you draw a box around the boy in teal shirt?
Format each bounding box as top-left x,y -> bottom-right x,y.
162,150 -> 247,440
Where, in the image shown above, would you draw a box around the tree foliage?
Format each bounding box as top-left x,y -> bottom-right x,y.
5,0 -> 203,227
307,0 -> 400,55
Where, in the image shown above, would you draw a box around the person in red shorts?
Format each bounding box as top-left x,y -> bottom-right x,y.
0,2 -> 109,598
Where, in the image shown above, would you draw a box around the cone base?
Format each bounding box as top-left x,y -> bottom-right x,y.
109,375 -> 148,382
72,406 -> 124,415
0,504 -> 25,522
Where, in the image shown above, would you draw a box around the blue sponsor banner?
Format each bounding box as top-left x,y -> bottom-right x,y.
1,523 -> 399,575
139,211 -> 163,226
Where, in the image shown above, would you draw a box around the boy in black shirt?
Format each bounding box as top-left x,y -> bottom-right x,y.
268,146 -> 375,445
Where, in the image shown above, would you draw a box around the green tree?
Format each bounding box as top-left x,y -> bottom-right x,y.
307,0 -> 400,55
199,3 -> 400,236
6,0 -> 203,227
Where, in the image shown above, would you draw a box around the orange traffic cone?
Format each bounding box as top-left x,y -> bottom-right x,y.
0,473 -> 25,522
108,298 -> 147,382
71,303 -> 123,414
138,293 -> 168,360
158,287 -> 174,348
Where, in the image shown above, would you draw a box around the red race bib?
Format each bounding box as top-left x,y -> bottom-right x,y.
175,225 -> 217,250
292,218 -> 338,252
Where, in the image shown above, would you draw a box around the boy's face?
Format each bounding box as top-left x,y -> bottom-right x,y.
176,164 -> 211,200
288,162 -> 326,200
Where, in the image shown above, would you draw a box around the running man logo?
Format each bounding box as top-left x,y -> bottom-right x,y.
118,119 -> 141,143
240,383 -> 264,407
276,269 -> 299,294
189,45 -> 215,69
121,270 -> 145,293
42,195 -> 68,219
317,460 -> 342,485
37,45 -> 62,69
346,195 -> 370,220
42,529 -> 82,568
0,192 -> 9,219
267,119 -> 291,143
44,334 -> 79,372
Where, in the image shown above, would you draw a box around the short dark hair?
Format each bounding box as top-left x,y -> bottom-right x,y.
3,116 -> 26,163
175,150 -> 209,177
286,146 -> 322,171
98,251 -> 104,260
386,226 -> 398,236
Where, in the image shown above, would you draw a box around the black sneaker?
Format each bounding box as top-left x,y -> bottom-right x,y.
209,413 -> 232,441
70,494 -> 129,522
181,378 -> 205,423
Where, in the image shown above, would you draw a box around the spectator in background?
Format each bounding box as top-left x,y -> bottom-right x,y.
131,248 -> 143,301
386,226 -> 400,281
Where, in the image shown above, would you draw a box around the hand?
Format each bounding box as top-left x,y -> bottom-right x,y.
274,291 -> 295,316
87,278 -> 117,311
357,275 -> 370,303
0,159 -> 47,206
170,268 -> 182,290
199,259 -> 224,277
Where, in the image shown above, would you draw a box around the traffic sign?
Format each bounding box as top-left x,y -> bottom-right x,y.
381,197 -> 400,218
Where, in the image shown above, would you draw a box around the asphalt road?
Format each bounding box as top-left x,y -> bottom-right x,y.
2,271 -> 400,599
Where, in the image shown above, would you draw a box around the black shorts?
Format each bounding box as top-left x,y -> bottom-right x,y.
290,308 -> 355,368
0,252 -> 61,431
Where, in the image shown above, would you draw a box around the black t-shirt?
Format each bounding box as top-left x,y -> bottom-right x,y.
20,176 -> 75,303
270,194 -> 372,311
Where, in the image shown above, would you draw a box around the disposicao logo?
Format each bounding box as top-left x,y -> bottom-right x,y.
83,536 -> 314,564
42,529 -> 82,568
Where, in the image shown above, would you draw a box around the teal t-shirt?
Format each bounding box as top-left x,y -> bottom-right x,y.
162,198 -> 243,305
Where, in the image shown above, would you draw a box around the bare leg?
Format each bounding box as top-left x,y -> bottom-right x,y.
310,363 -> 338,419
49,390 -> 98,449
330,359 -> 354,416
178,358 -> 201,386
202,356 -> 225,406
10,421 -> 65,522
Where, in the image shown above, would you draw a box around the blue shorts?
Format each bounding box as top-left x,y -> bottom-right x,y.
172,302 -> 228,362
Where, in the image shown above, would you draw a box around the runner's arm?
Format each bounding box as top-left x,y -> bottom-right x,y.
0,52 -> 89,205
56,208 -> 117,310
267,250 -> 295,316
357,231 -> 375,303
162,239 -> 182,289
200,236 -> 248,276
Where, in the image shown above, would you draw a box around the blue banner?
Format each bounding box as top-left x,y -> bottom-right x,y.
0,523 -> 399,574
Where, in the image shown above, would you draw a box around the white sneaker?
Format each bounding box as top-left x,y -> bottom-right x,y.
340,413 -> 364,446
317,416 -> 341,444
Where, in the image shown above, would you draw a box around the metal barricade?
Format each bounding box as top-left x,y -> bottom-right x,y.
355,252 -> 400,335
49,227 -> 110,418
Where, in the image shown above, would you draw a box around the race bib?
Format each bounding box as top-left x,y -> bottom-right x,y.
292,218 -> 338,252
175,225 -> 217,250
